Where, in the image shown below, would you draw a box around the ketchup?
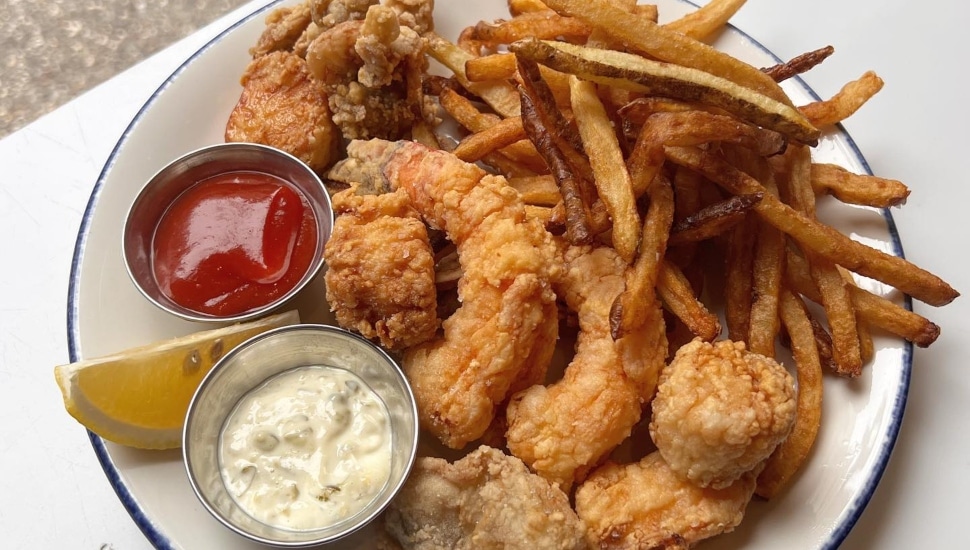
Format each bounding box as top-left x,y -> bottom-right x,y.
152,171 -> 318,316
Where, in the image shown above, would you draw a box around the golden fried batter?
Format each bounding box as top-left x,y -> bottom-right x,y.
225,50 -> 340,172
324,184 -> 438,350
650,338 -> 797,489
575,452 -> 758,549
383,446 -> 588,550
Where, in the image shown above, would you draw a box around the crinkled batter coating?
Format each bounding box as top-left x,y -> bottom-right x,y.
575,452 -> 758,549
383,446 -> 588,550
249,2 -> 314,57
224,50 -> 340,173
324,185 -> 438,350
650,338 -> 797,489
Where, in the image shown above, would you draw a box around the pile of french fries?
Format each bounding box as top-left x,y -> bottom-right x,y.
421,0 -> 957,498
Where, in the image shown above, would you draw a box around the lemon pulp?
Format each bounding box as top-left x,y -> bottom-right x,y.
54,310 -> 300,449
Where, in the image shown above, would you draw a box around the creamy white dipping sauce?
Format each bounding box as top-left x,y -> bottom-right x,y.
219,365 -> 392,531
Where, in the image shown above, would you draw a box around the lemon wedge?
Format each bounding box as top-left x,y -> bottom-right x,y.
54,310 -> 300,450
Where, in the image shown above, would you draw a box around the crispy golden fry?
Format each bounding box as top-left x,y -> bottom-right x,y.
465,52 -> 517,82
474,11 -> 592,45
724,214 -> 757,341
626,110 -> 787,197
785,249 -> 941,347
508,0 -> 550,16
516,58 -> 584,153
658,261 -> 722,342
540,0 -> 790,103
663,0 -> 747,41
799,70 -> 884,128
806,309 -> 839,373
569,75 -> 641,262
619,97 -> 704,124
426,32 -> 522,117
664,145 -> 959,306
482,151 -> 540,178
519,84 -> 593,244
511,38 -> 820,145
453,115 -> 527,162
610,174 -> 674,339
668,192 -> 763,246
508,175 -> 560,205
781,144 -> 863,376
438,87 -> 547,172
762,45 -> 835,83
757,287 -> 823,499
748,201 -> 785,357
811,162 -> 910,208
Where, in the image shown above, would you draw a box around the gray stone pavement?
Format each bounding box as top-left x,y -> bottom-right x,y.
0,0 -> 253,138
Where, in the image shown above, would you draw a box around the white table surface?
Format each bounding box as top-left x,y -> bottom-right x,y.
2,1 -> 967,548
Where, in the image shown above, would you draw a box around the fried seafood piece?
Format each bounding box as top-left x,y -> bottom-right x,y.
329,139 -> 562,449
310,0 -> 377,28
224,50 -> 340,172
306,4 -> 434,140
249,1 -> 313,57
324,184 -> 438,350
650,338 -> 797,489
383,446 -> 588,550
505,244 -> 667,489
575,452 -> 758,549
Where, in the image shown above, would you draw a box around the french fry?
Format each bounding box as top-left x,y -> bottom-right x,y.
668,192 -> 763,246
438,87 -> 548,172
519,84 -> 593,244
664,0 -> 747,41
785,249 -> 941,347
811,163 -> 910,208
757,287 -> 824,498
747,192 -> 785,357
664,145 -> 960,306
762,45 -> 835,83
508,174 -> 561,205
724,214 -> 757,342
569,75 -> 641,262
610,173 -> 674,339
508,0 -> 550,16
799,70 -> 884,128
474,11 -> 591,45
465,52 -> 517,82
453,116 -> 528,162
540,0 -> 791,103
658,260 -> 722,342
426,32 -> 522,117
782,144 -> 863,376
511,38 -> 820,145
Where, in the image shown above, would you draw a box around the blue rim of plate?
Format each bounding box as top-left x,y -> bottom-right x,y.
66,1 -> 914,548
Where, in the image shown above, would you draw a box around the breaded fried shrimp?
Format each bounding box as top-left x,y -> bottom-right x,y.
506,244 -> 667,489
329,139 -> 561,449
650,338 -> 797,489
324,184 -> 438,350
575,452 -> 758,549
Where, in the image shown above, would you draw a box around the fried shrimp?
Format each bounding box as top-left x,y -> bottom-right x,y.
650,338 -> 797,489
324,184 -> 438,350
575,451 -> 758,549
329,139 -> 562,449
505,244 -> 667,489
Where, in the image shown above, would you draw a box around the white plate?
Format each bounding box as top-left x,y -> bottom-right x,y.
67,1 -> 912,548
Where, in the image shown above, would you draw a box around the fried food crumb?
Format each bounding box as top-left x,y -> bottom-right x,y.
649,338 -> 797,489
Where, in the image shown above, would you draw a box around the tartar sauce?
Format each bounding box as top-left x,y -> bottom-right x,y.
219,365 -> 392,530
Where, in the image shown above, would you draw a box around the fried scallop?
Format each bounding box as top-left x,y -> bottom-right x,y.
225,50 -> 341,173
649,338 -> 797,489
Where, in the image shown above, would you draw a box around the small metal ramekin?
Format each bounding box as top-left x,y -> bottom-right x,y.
122,142 -> 333,323
182,324 -> 419,547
